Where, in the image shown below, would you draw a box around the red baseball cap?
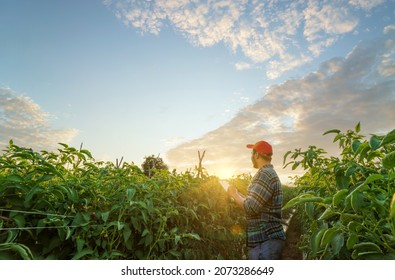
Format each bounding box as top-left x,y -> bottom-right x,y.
246,141 -> 273,155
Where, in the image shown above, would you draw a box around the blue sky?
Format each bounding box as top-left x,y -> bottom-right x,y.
1,0 -> 395,182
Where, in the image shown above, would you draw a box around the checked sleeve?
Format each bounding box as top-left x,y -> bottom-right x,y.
243,176 -> 273,216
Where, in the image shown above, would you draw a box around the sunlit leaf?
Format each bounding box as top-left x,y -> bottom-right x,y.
390,193 -> 395,219
383,151 -> 395,169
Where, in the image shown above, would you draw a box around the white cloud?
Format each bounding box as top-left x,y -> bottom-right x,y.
349,0 -> 386,10
303,1 -> 358,42
0,87 -> 78,151
380,25 -> 395,77
166,27 -> 395,182
234,62 -> 252,70
104,0 -> 390,79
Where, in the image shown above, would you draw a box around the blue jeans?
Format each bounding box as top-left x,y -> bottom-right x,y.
248,239 -> 285,260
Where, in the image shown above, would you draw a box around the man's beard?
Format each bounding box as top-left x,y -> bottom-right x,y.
252,157 -> 258,169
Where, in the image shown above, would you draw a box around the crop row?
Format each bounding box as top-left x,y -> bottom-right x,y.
0,142 -> 246,259
283,123 -> 395,259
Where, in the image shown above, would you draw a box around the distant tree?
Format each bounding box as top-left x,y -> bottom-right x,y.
141,154 -> 168,177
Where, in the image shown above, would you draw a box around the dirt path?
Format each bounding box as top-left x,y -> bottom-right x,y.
282,213 -> 303,260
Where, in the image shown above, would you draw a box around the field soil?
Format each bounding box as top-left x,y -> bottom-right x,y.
281,213 -> 303,260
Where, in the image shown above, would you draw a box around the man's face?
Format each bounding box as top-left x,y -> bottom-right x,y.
251,150 -> 258,169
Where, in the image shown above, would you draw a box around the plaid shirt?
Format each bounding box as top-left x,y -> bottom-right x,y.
243,164 -> 285,247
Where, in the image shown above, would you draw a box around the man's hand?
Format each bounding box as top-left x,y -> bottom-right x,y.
227,185 -> 237,198
227,185 -> 245,207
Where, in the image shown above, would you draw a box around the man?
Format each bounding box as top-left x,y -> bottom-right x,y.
227,140 -> 285,260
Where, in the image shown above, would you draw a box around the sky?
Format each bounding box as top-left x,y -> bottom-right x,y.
1,0 -> 395,183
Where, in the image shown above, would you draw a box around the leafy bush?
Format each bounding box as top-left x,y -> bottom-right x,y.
283,123 -> 395,259
0,141 -> 245,260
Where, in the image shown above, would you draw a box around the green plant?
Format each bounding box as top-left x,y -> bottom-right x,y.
283,123 -> 395,259
0,141 -> 245,259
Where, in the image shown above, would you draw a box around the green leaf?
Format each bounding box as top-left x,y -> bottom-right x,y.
183,233 -> 201,240
321,228 -> 339,247
131,217 -> 141,232
318,207 -> 338,220
5,174 -> 24,183
311,228 -> 326,257
390,192 -> 395,219
36,174 -> 55,183
117,221 -> 124,231
76,239 -> 85,253
335,173 -> 350,189
367,150 -> 382,162
144,234 -> 153,247
168,249 -> 182,258
351,140 -> 362,154
383,151 -> 395,169
80,149 -> 93,159
347,174 -> 384,200
5,230 -> 17,243
333,134 -> 343,143
323,129 -> 341,136
65,227 -> 72,240
101,211 -> 110,222
380,129 -> 395,146
333,189 -> 349,207
364,173 -> 384,184
292,161 -> 300,170
347,233 -> 359,250
9,243 -> 34,260
66,188 -> 79,203
10,214 -> 25,228
369,135 -> 381,150
282,194 -> 324,210
353,141 -> 368,159
24,186 -> 44,207
351,191 -> 364,212
305,202 -> 315,219
72,213 -> 89,227
345,165 -> 357,177
127,188 -> 136,201
331,231 -> 344,255
353,242 -> 383,254
355,122 -> 361,133
123,224 -> 132,243
72,248 -> 94,260
283,151 -> 292,166
142,228 -> 149,237
358,253 -> 395,260
347,221 -> 363,232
